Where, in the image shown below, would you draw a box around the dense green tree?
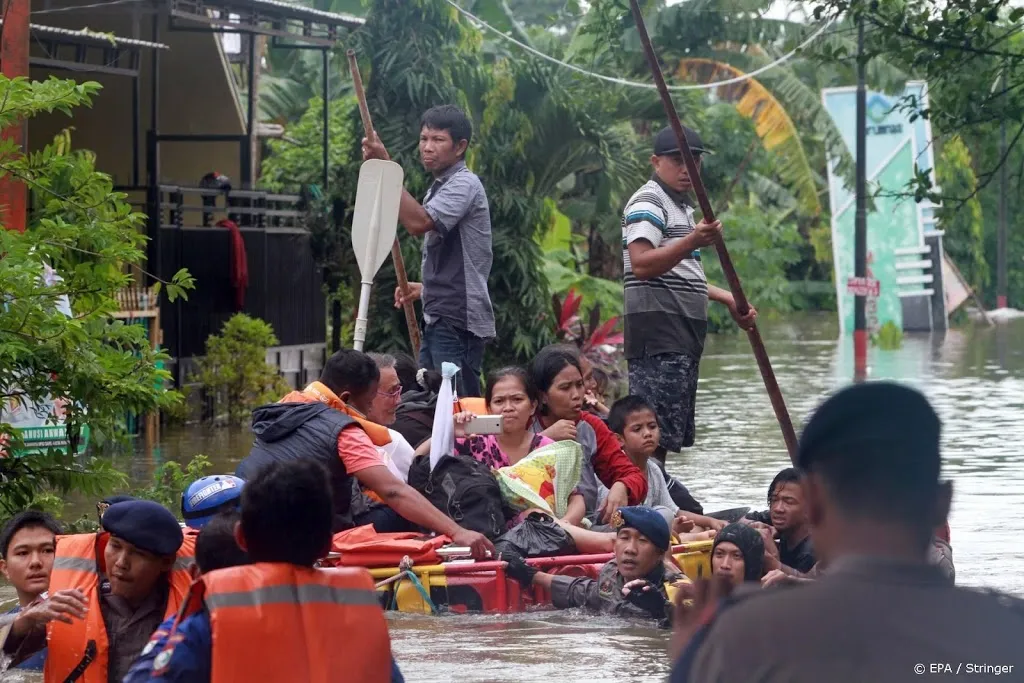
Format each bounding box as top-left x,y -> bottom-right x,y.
936,136 -> 989,294
0,76 -> 194,513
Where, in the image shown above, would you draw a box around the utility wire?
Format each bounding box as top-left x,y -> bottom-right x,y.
444,0 -> 836,91
32,0 -> 143,15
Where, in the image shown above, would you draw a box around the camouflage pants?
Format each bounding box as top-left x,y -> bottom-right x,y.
628,352 -> 700,452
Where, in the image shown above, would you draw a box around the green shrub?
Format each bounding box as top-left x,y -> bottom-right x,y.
133,455 -> 213,512
196,314 -> 290,425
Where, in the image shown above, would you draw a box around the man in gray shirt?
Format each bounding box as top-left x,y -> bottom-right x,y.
363,105 -> 494,397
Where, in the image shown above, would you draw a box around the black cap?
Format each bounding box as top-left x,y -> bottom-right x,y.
713,522 -> 765,581
654,125 -> 709,157
797,382 -> 940,474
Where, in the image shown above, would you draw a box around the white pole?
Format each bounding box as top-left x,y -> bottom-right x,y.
353,281 -> 373,351
353,180 -> 385,352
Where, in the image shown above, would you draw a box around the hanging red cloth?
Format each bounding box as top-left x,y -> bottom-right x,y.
216,219 -> 248,310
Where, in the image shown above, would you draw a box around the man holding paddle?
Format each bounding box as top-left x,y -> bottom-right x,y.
623,126 -> 757,455
362,105 -> 494,398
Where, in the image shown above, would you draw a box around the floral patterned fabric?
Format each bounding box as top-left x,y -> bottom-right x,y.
454,433 -> 552,469
494,441 -> 584,518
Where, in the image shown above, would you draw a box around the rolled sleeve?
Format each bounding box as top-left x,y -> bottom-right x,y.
623,200 -> 667,249
337,426 -> 387,475
423,173 -> 478,236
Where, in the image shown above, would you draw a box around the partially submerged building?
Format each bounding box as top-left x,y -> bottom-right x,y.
23,0 -> 362,388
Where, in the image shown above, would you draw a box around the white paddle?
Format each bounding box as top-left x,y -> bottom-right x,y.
351,159 -> 404,351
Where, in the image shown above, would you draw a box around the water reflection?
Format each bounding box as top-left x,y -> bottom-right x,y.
36,314 -> 1024,683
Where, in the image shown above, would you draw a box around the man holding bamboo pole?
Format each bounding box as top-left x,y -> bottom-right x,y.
623,126 -> 758,455
362,105 -> 494,398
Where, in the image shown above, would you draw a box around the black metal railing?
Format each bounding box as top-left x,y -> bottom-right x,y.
147,185 -> 326,383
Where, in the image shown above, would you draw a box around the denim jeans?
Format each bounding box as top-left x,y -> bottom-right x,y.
419,318 -> 486,397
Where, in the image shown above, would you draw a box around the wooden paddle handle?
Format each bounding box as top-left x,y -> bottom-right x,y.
347,50 -> 422,357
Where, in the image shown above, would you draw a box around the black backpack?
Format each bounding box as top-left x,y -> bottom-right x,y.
407,453 -> 507,539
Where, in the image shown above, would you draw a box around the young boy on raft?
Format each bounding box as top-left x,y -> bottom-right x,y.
600,396 -> 724,536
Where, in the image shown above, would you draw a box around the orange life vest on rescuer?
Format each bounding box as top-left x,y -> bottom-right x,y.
165,562 -> 392,683
44,532 -> 196,683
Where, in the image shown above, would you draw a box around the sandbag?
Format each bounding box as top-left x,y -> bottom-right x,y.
495,512 -> 576,558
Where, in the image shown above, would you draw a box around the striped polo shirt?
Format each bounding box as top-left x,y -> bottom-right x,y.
621,177 -> 708,360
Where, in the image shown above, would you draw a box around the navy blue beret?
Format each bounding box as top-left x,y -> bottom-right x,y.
612,506 -> 671,552
102,500 -> 183,557
798,381 -> 940,472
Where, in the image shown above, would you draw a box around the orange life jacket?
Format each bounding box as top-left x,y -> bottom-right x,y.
330,525 -> 448,568
167,562 -> 392,683
456,397 -> 488,415
44,532 -> 196,683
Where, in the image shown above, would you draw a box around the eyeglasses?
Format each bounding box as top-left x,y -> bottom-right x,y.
377,385 -> 403,399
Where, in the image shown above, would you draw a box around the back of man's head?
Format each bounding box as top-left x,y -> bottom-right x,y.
320,349 -> 379,401
196,511 -> 250,574
240,459 -> 334,567
798,382 -> 945,551
0,510 -> 62,559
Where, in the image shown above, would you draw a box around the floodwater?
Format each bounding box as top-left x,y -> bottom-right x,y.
5,314 -> 1023,683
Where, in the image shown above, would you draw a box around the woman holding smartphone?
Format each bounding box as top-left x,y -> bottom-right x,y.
452,366 -> 552,468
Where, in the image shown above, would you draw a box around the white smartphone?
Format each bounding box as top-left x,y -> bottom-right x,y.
463,414 -> 503,435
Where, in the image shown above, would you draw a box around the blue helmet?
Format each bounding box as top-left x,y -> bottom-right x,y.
182,475 -> 244,529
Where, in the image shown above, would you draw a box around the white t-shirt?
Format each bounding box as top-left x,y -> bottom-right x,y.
376,429 -> 415,482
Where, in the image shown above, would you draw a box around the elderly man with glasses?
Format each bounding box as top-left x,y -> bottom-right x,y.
344,353 -> 421,533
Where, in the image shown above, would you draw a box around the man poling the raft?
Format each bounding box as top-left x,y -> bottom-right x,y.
503,506 -> 684,625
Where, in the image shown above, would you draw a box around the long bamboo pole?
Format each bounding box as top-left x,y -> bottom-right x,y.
627,0 -> 798,462
347,50 -> 422,358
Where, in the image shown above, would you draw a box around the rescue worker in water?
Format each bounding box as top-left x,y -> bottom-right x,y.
127,458 -> 403,682
504,506 -> 684,624
3,499 -> 195,683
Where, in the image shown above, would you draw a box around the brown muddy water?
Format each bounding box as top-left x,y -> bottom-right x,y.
5,314 -> 1023,682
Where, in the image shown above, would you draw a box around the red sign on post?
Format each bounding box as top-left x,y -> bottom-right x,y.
846,276 -> 880,297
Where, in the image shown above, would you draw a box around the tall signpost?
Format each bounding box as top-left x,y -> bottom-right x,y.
997,64 -> 1008,309
854,17 -> 868,380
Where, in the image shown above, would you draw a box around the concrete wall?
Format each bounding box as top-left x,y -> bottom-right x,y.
27,3 -> 246,187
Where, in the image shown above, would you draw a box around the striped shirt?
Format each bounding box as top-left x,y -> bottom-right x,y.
621,177 -> 708,359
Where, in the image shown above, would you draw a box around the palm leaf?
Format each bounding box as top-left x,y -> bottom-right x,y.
675,58 -> 821,216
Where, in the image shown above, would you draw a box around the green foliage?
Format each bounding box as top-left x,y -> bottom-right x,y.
936,136 -> 988,294
871,320 -> 904,350
0,454 -> 128,519
0,75 -> 194,514
704,203 -> 805,332
196,314 -> 290,425
542,250 -> 625,319
260,95 -> 359,193
133,455 -> 213,512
